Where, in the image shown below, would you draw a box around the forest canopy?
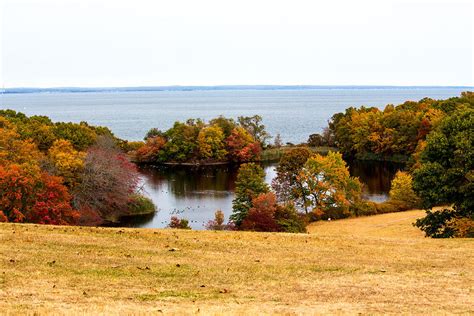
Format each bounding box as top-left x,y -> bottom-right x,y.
133,115 -> 267,164
0,110 -> 155,226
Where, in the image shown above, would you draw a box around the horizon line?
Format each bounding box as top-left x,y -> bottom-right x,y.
2,84 -> 473,91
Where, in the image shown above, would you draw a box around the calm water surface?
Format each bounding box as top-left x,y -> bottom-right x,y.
123,161 -> 403,230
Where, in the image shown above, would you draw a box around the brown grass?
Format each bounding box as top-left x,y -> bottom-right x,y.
0,210 -> 473,315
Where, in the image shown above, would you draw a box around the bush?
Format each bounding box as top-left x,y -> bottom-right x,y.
350,200 -> 378,217
310,206 -> 351,221
205,210 -> 235,230
414,208 -> 457,238
375,200 -> 410,214
168,216 -> 191,229
127,195 -> 156,216
274,203 -> 307,233
448,218 -> 474,238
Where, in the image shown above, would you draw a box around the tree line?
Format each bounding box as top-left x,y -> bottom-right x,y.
132,115 -> 269,164
301,92 -> 473,237
0,110 -> 155,226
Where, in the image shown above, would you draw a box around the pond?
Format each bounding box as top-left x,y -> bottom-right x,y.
121,160 -> 404,229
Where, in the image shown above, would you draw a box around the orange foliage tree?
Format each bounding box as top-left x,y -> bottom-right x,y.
225,127 -> 261,162
0,164 -> 78,224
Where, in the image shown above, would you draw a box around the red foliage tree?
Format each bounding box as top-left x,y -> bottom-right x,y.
0,164 -> 78,225
225,127 -> 262,163
135,136 -> 166,163
241,192 -> 279,232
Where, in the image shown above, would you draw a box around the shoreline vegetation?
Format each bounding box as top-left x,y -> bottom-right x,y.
0,92 -> 472,237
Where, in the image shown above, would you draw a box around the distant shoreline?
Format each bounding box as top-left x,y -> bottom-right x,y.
2,85 -> 473,94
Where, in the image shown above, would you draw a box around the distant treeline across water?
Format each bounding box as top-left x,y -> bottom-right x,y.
0,86 -> 469,143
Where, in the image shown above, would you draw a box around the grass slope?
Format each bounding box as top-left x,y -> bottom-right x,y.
0,210 -> 473,315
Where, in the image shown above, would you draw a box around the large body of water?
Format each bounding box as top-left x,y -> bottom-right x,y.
0,87 -> 468,229
0,87 -> 468,144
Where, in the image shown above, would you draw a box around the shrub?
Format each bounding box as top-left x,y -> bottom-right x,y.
311,206 -> 351,221
448,218 -> 474,238
274,203 -> 307,233
127,195 -> 156,216
205,210 -> 235,230
350,200 -> 378,217
375,200 -> 410,214
168,216 -> 191,229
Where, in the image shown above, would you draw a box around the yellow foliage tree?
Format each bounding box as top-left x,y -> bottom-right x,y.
48,139 -> 86,188
0,117 -> 42,167
389,171 -> 420,208
197,125 -> 227,160
297,151 -> 361,218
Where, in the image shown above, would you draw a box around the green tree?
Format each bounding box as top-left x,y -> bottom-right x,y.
413,107 -> 474,238
54,122 -> 97,151
231,163 -> 269,226
238,115 -> 271,146
210,116 -> 236,138
164,121 -> 201,162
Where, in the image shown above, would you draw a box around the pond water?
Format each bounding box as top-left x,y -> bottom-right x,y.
122,160 -> 404,229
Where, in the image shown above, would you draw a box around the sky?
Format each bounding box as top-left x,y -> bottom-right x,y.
0,0 -> 473,88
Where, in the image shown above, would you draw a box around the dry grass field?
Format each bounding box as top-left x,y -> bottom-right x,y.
0,210 -> 473,315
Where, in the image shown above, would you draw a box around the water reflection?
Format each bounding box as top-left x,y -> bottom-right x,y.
125,161 -> 402,229
349,160 -> 405,202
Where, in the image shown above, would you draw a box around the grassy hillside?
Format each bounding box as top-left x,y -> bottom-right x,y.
0,210 -> 472,315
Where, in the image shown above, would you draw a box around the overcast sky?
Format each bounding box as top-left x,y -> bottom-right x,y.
1,0 -> 473,87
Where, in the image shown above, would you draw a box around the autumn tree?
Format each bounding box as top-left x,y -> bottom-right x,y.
47,139 -> 86,188
144,128 -> 166,140
0,117 -> 42,166
197,125 -> 227,160
272,147 -> 312,212
135,136 -> 167,163
413,107 -> 474,237
205,209 -> 235,230
298,152 -> 361,219
0,164 -> 78,225
307,133 -> 325,147
225,127 -> 261,162
241,192 -> 279,232
273,133 -> 283,148
238,115 -> 271,146
72,137 -> 141,222
210,116 -> 237,137
164,120 -> 202,162
231,163 -> 269,226
389,171 -> 420,208
53,122 -> 98,151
